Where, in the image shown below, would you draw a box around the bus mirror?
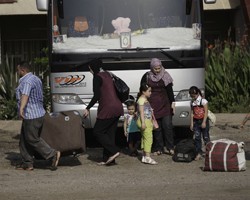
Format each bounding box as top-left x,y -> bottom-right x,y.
36,0 -> 48,11
204,0 -> 216,4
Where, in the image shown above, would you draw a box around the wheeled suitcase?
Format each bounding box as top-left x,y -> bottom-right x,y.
40,110 -> 86,156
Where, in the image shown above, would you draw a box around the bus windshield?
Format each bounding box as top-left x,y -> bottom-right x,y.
52,0 -> 201,53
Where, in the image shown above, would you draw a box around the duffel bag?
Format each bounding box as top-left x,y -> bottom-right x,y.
173,139 -> 196,162
204,139 -> 246,172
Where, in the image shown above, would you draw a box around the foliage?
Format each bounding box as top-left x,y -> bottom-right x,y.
205,38 -> 250,113
33,48 -> 51,112
0,48 -> 50,120
0,58 -> 18,119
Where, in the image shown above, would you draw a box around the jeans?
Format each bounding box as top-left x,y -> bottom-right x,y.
152,115 -> 174,152
193,118 -> 210,154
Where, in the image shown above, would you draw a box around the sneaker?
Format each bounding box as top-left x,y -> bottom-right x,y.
143,157 -> 158,165
141,156 -> 145,163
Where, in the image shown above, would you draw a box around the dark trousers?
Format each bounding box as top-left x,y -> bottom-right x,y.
152,115 -> 174,152
193,118 -> 210,154
93,117 -> 120,162
19,116 -> 55,166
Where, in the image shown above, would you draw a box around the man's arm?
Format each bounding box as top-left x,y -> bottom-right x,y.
19,94 -> 29,119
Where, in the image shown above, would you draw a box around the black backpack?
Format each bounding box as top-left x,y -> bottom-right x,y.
172,139 -> 196,162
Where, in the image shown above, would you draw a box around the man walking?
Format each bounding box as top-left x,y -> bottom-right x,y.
15,61 -> 60,171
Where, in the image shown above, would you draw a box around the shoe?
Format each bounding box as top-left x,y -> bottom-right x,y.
51,151 -> 61,171
166,149 -> 175,156
169,149 -> 175,156
97,162 -> 106,166
105,152 -> 120,165
141,156 -> 145,163
152,151 -> 162,156
106,160 -> 117,166
195,154 -> 202,161
15,163 -> 34,171
143,157 -> 158,165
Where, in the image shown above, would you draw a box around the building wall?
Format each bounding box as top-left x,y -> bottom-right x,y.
0,15 -> 47,66
203,6 -> 245,44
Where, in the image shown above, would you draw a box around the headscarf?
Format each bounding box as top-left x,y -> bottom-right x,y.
148,58 -> 173,86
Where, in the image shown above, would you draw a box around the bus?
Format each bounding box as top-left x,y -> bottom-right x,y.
36,0 -> 216,129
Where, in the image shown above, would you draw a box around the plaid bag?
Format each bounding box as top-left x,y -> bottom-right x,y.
204,139 -> 246,172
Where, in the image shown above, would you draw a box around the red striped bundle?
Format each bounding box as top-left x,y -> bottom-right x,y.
204,139 -> 246,172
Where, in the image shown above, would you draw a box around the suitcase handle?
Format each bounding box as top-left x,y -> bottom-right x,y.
61,111 -> 85,128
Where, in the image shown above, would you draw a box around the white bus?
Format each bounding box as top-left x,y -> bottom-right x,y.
36,0 -> 215,129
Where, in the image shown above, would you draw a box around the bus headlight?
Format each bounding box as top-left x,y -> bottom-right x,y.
52,94 -> 83,104
179,111 -> 189,118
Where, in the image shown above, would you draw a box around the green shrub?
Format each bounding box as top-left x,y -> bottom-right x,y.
205,39 -> 250,113
0,58 -> 18,119
34,48 -> 51,112
0,48 -> 50,120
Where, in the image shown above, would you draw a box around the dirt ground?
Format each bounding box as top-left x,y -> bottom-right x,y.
0,114 -> 250,200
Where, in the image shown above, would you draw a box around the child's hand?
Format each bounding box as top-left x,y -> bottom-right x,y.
124,132 -> 128,137
141,123 -> 146,130
201,122 -> 206,129
190,124 -> 193,131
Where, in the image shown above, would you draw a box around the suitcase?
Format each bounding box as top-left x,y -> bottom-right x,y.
40,110 -> 86,156
204,139 -> 246,172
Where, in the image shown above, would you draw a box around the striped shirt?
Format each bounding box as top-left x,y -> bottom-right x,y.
16,72 -> 45,119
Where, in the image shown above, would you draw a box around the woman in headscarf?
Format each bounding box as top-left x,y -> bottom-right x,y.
140,58 -> 175,156
83,59 -> 123,165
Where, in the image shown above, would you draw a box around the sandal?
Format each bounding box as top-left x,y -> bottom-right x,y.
105,152 -> 120,165
169,149 -> 175,156
143,157 -> 158,165
194,154 -> 202,161
97,162 -> 106,166
15,163 -> 34,171
166,149 -> 175,156
51,151 -> 61,171
152,151 -> 162,156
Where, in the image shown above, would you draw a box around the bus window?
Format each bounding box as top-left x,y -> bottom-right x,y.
52,0 -> 201,53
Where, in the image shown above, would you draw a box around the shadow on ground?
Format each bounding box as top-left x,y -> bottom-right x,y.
5,151 -> 82,169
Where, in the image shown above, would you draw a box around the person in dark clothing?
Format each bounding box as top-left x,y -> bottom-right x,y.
83,59 -> 123,165
140,58 -> 175,156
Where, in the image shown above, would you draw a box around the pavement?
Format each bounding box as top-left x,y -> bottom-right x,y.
0,113 -> 248,134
